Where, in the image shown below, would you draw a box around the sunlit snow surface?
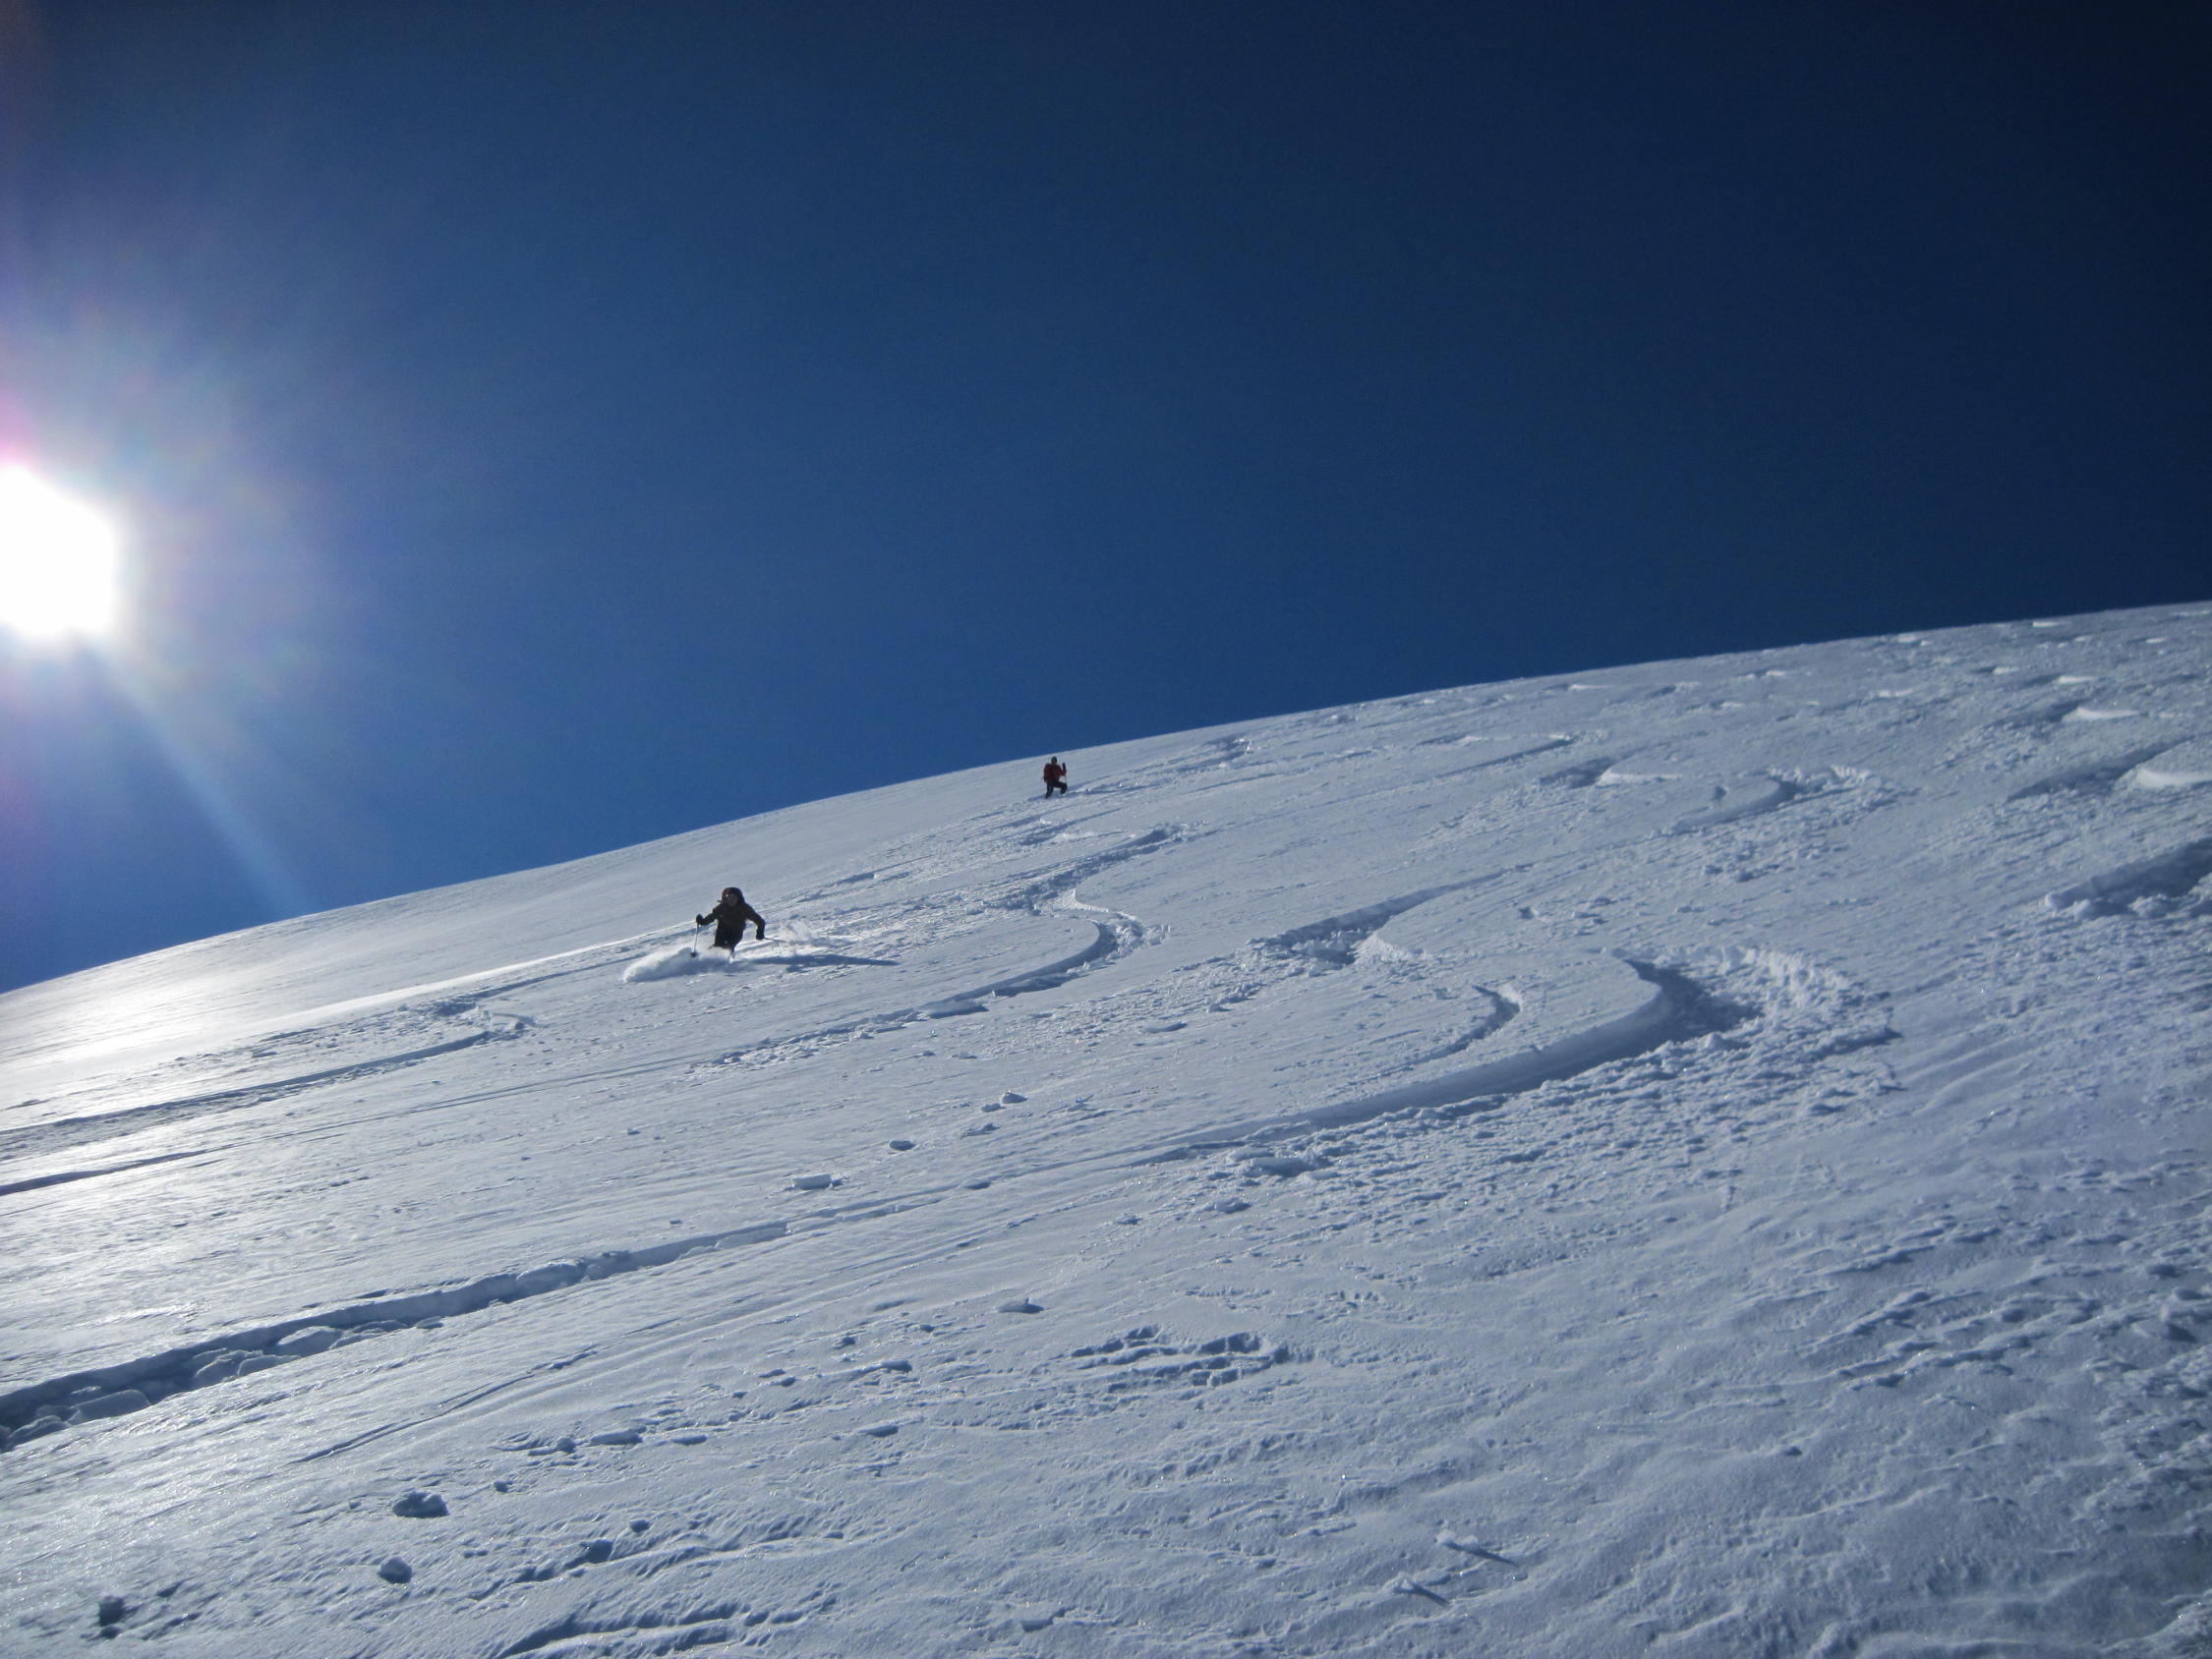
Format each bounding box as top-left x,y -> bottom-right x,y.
4,605 -> 2209,1656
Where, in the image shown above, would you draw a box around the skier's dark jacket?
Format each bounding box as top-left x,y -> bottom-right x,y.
698,889 -> 766,945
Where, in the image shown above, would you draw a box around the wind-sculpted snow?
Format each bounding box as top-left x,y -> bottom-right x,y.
1663,774 -> 1798,832
2,603 -> 2209,1657
2126,735 -> 2212,791
2044,835 -> 2212,919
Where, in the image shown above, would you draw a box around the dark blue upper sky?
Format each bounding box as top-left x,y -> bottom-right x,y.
2,1 -> 2206,992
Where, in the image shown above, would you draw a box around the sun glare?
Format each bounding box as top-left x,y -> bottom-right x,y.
0,464 -> 125,641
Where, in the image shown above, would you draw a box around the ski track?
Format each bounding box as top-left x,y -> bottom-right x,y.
0,1017 -> 532,1168
0,934 -> 1862,1457
705,825 -> 1179,1067
3,603 -> 2210,1657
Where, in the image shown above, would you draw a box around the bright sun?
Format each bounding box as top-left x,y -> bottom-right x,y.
0,464 -> 125,640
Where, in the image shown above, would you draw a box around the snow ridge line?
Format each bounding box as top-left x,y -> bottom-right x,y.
0,1221 -> 792,1452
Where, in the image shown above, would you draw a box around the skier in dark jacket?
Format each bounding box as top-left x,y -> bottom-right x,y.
697,887 -> 767,950
1042,757 -> 1069,797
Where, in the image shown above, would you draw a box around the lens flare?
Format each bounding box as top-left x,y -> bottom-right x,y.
0,464 -> 125,640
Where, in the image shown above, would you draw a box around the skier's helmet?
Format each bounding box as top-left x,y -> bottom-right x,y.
723,887 -> 739,897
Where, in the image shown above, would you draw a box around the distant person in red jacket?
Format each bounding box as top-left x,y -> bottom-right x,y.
1042,757 -> 1069,798
697,887 -> 767,950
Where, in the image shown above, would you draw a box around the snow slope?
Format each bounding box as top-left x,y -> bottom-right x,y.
3,603 -> 2208,1657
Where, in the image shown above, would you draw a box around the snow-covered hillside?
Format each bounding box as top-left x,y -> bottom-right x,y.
4,604 -> 2208,1657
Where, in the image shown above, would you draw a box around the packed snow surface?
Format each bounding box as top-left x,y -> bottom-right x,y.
3,604 -> 2209,1657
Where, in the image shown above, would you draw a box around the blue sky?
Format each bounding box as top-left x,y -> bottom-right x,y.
2,1 -> 2205,993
